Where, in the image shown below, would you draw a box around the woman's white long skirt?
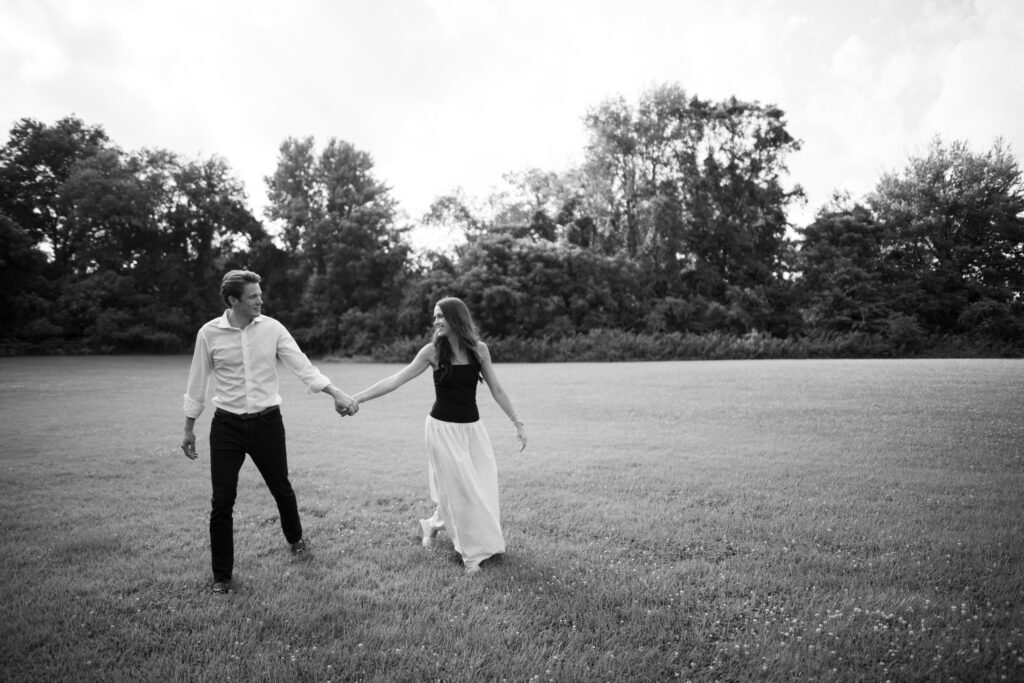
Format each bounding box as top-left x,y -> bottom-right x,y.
423,416 -> 505,568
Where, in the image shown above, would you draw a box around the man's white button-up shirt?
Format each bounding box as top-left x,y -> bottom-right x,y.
183,312 -> 331,418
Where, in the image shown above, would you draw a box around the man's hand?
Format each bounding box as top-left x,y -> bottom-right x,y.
181,431 -> 198,460
324,384 -> 359,417
335,396 -> 359,417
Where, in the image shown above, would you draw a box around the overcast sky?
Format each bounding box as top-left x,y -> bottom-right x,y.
3,0 -> 1022,248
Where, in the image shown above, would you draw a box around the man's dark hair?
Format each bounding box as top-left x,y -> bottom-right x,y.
220,270 -> 261,306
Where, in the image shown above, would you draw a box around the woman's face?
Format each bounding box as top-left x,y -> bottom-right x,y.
433,305 -> 449,337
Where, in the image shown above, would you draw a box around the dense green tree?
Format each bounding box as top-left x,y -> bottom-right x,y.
0,214 -> 54,351
0,115 -> 263,351
265,137 -> 411,353
397,253 -> 461,337
54,148 -> 263,350
0,116 -> 110,273
869,137 -> 1024,336
406,233 -> 644,339
686,96 -> 801,295
796,204 -> 895,333
579,84 -> 802,328
5,108 -> 1022,357
557,195 -> 600,249
58,148 -> 153,275
264,136 -> 319,255
154,151 -> 266,342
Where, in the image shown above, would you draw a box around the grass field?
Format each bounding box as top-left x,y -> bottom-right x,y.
1,356 -> 1022,682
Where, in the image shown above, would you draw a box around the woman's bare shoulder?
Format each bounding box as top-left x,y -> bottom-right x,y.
416,343 -> 437,365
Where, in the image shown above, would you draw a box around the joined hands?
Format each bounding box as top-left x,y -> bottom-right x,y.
335,396 -> 360,417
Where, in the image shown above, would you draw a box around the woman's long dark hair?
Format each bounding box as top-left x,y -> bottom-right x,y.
433,297 -> 483,382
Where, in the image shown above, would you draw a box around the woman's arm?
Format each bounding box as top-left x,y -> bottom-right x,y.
354,344 -> 434,404
478,342 -> 527,451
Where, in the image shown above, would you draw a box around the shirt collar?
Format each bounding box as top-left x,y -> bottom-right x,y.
217,310 -> 264,329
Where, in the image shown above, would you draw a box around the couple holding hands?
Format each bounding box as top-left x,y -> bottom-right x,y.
181,270 -> 527,594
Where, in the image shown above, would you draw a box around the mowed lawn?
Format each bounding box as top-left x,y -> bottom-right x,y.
1,356 -> 1022,682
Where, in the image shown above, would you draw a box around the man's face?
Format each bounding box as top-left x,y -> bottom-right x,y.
233,283 -> 263,318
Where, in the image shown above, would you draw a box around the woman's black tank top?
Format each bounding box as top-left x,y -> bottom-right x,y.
430,364 -> 480,423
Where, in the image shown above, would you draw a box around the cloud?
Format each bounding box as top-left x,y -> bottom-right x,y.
781,0 -> 1024,221
922,31 -> 1024,155
2,0 -> 1022,235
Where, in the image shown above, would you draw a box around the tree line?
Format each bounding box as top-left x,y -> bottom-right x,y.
2,84 -> 1022,359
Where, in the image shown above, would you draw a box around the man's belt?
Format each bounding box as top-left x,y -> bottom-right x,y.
215,405 -> 280,421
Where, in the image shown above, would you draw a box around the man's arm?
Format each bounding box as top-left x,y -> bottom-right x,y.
181,329 -> 211,459
275,323 -> 359,416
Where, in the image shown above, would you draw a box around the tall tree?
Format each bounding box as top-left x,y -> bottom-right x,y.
156,151 -> 266,330
0,214 -> 53,350
409,232 -> 644,339
579,93 -> 647,257
265,136 -> 411,352
0,116 -> 110,273
54,147 -> 263,350
796,204 -> 895,333
580,84 -> 803,303
869,137 -> 1024,335
687,96 -> 801,293
265,137 -> 321,255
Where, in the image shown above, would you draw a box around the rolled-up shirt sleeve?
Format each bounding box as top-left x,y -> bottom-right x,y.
276,326 -> 331,394
183,329 -> 213,418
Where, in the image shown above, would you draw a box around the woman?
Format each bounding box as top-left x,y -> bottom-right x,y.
353,297 -> 527,575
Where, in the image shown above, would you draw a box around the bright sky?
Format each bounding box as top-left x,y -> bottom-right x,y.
3,0 -> 1022,250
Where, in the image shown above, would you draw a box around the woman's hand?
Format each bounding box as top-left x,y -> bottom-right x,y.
514,422 -> 527,452
335,395 -> 359,416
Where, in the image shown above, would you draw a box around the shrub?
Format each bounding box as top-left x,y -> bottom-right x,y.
362,329 -> 1021,363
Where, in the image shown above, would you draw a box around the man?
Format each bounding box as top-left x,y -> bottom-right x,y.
181,269 -> 357,594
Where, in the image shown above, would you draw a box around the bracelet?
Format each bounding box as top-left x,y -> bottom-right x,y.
513,419 -> 525,427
